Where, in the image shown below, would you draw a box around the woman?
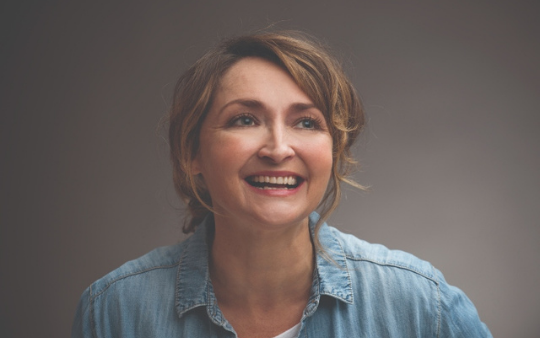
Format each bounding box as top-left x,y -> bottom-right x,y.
72,31 -> 492,337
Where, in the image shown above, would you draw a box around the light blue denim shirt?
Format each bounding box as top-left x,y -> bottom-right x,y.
72,213 -> 492,337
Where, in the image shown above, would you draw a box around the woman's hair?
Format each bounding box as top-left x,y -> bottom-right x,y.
169,30 -> 365,251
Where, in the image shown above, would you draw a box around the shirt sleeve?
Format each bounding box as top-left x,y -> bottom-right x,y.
71,286 -> 94,338
434,267 -> 493,338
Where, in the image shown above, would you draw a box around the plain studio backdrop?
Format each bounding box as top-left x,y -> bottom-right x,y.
1,1 -> 539,337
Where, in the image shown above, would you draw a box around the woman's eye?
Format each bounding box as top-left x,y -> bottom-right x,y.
296,118 -> 319,130
231,115 -> 256,127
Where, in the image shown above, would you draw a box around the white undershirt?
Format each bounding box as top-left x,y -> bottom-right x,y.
271,322 -> 301,338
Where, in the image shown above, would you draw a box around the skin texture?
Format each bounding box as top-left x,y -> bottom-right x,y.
191,57 -> 334,337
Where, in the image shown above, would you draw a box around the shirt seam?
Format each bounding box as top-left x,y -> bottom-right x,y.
432,263 -> 442,338
90,283 -> 97,338
344,255 -> 439,285
90,263 -> 180,301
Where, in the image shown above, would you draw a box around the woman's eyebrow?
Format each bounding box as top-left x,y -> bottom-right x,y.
290,102 -> 318,112
218,99 -> 264,115
218,100 -> 319,115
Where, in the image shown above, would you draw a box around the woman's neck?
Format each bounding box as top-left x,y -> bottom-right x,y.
209,215 -> 314,310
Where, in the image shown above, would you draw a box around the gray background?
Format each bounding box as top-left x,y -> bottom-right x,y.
2,1 -> 539,337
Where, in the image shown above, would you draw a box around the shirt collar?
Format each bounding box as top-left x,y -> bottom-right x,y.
175,212 -> 353,319
175,215 -> 217,319
309,212 -> 354,305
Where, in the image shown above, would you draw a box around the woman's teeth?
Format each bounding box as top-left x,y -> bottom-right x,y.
251,176 -> 297,185
247,175 -> 300,190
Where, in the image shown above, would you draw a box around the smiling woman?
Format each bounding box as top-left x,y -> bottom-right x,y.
169,32 -> 364,241
192,57 -> 333,233
72,31 -> 493,338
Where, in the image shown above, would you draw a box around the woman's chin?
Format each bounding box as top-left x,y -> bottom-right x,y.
244,208 -> 311,230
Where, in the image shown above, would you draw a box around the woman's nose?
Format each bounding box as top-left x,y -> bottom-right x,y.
257,125 -> 295,163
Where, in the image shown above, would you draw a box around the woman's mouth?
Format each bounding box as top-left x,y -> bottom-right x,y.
245,175 -> 302,190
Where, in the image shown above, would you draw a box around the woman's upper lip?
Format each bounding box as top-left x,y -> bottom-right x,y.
244,170 -> 304,179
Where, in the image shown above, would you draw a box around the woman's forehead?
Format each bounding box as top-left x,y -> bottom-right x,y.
213,57 -> 315,110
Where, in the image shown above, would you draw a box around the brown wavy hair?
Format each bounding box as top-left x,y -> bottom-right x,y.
169,30 -> 366,251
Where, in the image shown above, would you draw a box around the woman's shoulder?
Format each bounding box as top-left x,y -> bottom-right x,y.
86,239 -> 189,299
325,225 -> 437,282
72,229 -> 214,337
319,224 -> 492,337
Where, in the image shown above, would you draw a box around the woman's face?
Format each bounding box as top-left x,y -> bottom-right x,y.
192,57 -> 333,229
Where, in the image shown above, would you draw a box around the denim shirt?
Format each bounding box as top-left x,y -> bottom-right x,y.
72,213 -> 492,337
